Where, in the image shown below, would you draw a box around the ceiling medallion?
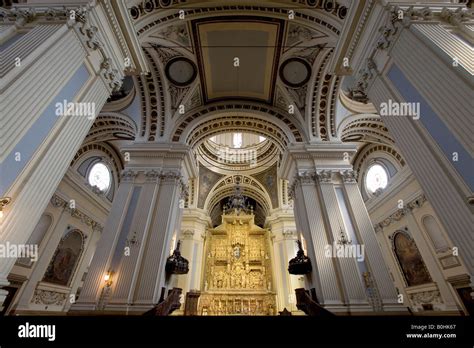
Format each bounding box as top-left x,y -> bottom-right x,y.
279,58 -> 311,88
165,57 -> 197,87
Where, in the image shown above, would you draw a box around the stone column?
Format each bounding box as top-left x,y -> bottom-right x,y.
350,4 -> 474,279
318,171 -> 370,310
71,144 -> 197,313
0,3 -> 146,306
281,144 -> 404,313
266,209 -> 304,313
341,171 -> 400,310
291,172 -> 342,309
175,209 -> 210,296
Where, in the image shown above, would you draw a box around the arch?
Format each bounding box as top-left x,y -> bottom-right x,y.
339,115 -> 394,145
422,215 -> 450,253
204,175 -> 273,215
391,230 -> 432,287
196,138 -> 280,176
171,102 -> 307,148
71,142 -> 123,202
132,3 -> 344,40
85,113 -> 137,144
43,229 -> 86,287
352,142 -> 406,200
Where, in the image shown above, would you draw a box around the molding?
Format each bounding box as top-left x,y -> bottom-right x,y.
50,193 -> 103,232
373,193 -> 427,233
340,169 -> 357,183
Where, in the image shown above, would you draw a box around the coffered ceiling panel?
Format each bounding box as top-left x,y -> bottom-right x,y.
193,17 -> 284,104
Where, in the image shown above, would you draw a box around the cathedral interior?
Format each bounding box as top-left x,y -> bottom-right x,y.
0,0 -> 473,319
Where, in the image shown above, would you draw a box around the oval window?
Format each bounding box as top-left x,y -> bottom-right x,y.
365,164 -> 388,193
88,162 -> 111,192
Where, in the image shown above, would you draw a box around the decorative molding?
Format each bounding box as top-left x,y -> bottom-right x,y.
288,171 -> 316,199
133,5 -> 342,37
282,230 -> 298,240
181,229 -> 195,240
340,169 -> 358,183
120,169 -> 139,183
374,194 -> 427,232
50,194 -> 103,232
297,171 -> 317,185
316,170 -> 333,183
409,290 -> 442,305
144,169 -> 160,183
31,289 -> 67,306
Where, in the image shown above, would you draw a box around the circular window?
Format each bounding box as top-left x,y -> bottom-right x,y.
279,58 -> 311,88
165,57 -> 197,86
365,164 -> 388,193
88,163 -> 111,192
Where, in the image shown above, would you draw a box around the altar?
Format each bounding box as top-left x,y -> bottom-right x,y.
199,189 -> 276,315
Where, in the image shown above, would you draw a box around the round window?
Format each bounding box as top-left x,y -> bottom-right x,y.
88,163 -> 111,192
365,164 -> 388,193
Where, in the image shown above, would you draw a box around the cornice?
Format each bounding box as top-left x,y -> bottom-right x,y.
50,193 -> 104,232
373,193 -> 427,233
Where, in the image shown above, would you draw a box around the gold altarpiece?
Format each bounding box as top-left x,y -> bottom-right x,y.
199,211 -> 276,315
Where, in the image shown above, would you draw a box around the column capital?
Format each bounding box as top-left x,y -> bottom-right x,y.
282,230 -> 298,240
144,169 -> 160,183
120,169 -> 139,183
340,169 -> 358,183
181,229 -> 195,240
316,170 -> 333,184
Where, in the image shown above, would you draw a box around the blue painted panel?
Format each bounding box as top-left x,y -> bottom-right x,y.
121,91 -> 140,129
110,186 -> 142,271
0,32 -> 25,51
0,64 -> 90,196
387,64 -> 474,191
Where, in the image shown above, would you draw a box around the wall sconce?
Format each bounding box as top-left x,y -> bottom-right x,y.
0,197 -> 12,219
104,271 -> 114,287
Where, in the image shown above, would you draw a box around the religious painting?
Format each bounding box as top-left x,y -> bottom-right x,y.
43,230 -> 84,287
393,231 -> 432,287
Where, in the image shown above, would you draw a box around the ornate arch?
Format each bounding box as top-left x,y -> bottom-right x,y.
353,143 -> 406,176
339,115 -> 394,145
131,2 -> 346,39
85,112 -> 137,144
171,102 -> 307,148
204,175 -> 273,215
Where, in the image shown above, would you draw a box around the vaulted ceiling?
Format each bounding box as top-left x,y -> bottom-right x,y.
95,0 -> 403,217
